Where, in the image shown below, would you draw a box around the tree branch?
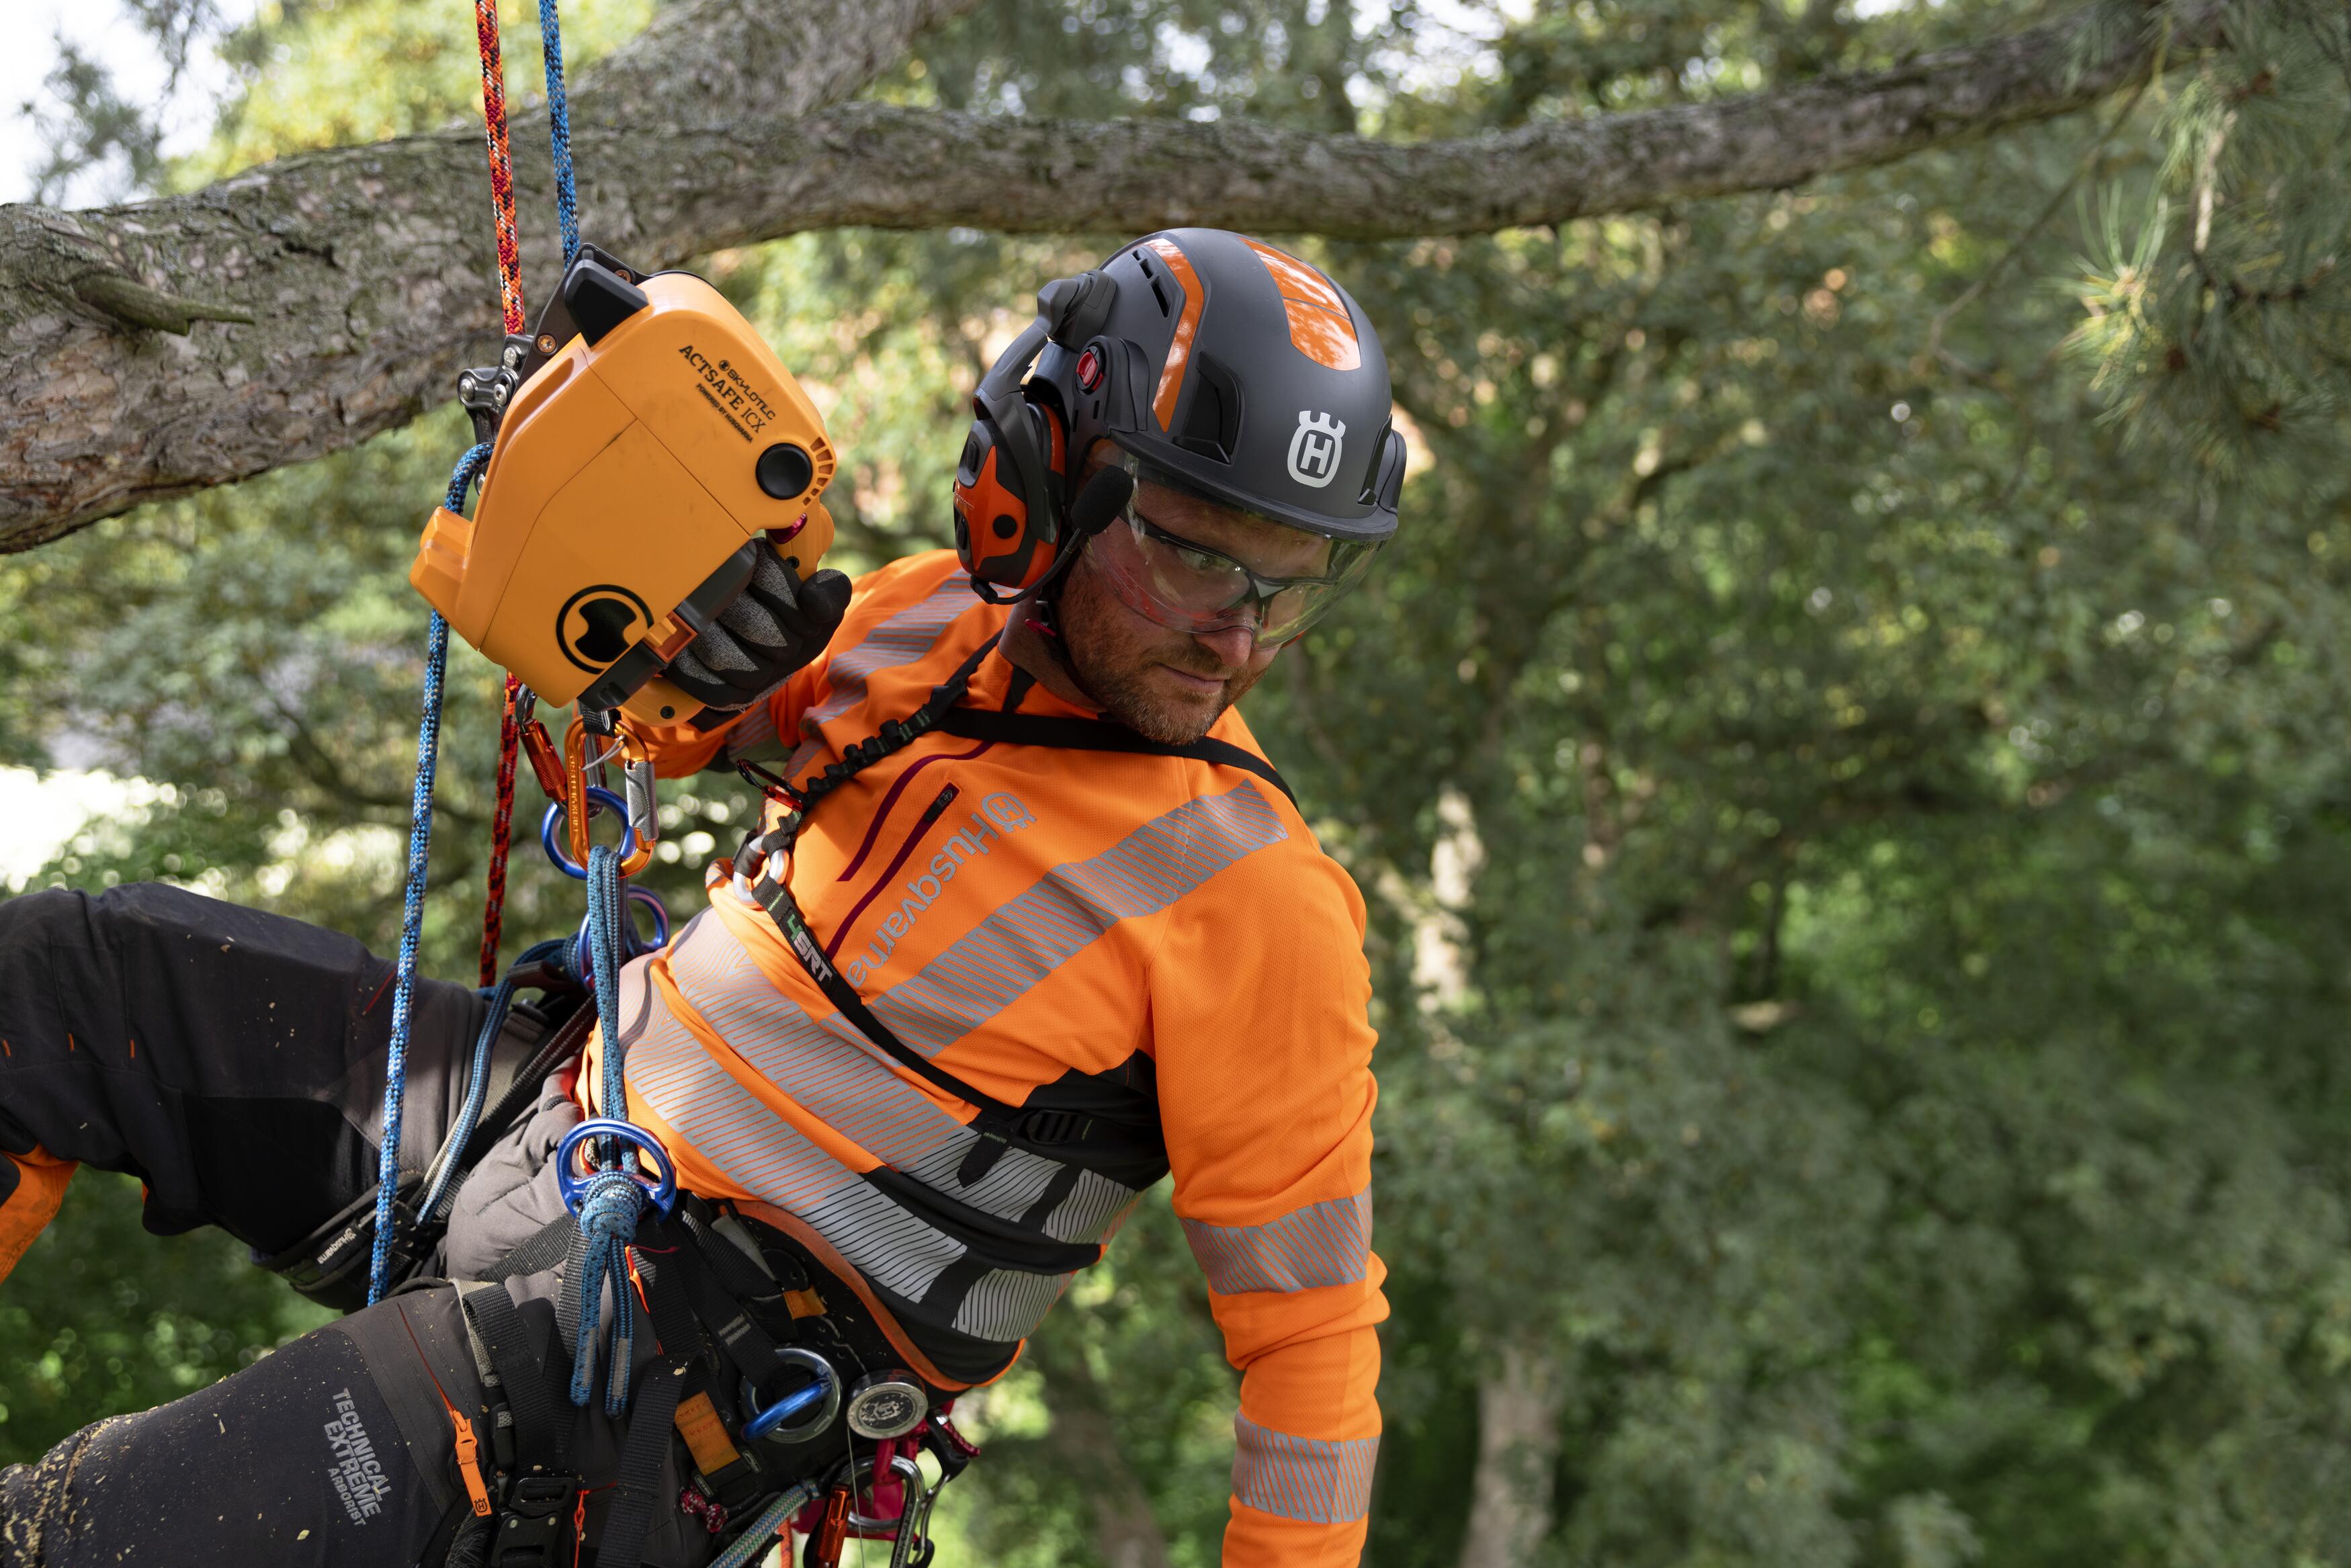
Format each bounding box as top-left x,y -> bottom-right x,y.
0,0 -> 2227,551
0,0 -> 980,553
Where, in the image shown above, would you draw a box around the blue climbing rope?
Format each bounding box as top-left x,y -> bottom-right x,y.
537,0 -> 579,266
418,934 -> 571,1225
566,840 -> 644,1412
371,7 -> 675,1406
368,443 -> 493,1306
367,0 -> 589,1309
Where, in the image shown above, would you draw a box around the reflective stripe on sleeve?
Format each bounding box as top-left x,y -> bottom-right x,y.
1182,1188 -> 1371,1295
1232,1413 -> 1378,1524
772,575 -> 980,772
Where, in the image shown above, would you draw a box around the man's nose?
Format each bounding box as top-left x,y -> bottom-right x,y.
1191,623 -> 1258,669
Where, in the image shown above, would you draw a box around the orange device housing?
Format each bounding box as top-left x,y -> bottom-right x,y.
411,268 -> 838,727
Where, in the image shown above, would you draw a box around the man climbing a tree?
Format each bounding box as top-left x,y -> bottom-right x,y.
0,228 -> 1397,1568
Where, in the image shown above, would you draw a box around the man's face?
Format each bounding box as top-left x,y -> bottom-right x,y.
1057,478 -> 1332,745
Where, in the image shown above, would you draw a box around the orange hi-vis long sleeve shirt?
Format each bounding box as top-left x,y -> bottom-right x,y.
606,550 -> 1385,1565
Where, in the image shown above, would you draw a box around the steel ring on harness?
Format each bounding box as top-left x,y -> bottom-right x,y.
570,885 -> 672,978
541,786 -> 638,880
555,1118 -> 679,1217
740,1345 -> 841,1444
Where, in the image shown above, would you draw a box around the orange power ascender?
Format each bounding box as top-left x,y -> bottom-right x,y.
412,244 -> 838,730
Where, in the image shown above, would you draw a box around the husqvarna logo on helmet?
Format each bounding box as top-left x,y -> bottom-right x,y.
1287,411 -> 1347,488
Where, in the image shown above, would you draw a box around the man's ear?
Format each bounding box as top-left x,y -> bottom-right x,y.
1078,439 -> 1124,482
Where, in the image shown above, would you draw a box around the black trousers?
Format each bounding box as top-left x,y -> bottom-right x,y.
0,886 -> 716,1568
0,881 -> 493,1258
0,886 -> 924,1568
0,1273 -> 712,1568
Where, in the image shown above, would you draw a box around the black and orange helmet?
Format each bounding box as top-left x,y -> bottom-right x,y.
953,229 -> 1406,598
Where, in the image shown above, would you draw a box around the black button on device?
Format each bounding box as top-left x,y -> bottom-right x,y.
757,443 -> 814,500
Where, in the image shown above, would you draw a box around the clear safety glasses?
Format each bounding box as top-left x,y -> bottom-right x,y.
1088,496 -> 1382,648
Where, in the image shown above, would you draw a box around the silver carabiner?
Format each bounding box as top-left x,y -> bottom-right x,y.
624,756 -> 659,860
839,1453 -> 935,1568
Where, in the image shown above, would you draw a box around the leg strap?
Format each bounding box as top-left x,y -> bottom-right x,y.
597,1356 -> 689,1568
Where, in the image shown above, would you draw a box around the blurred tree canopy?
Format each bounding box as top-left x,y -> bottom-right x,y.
5,0 -> 2351,1565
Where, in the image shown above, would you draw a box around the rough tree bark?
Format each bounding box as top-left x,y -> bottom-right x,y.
1025,1331 -> 1174,1568
0,0 -> 2225,551
1455,1343 -> 1571,1568
0,0 -> 982,552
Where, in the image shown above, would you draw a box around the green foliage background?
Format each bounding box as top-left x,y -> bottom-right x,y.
6,0 -> 2351,1563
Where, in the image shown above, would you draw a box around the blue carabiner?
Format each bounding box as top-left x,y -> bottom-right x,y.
626,885 -> 671,951
742,1348 -> 840,1444
744,1378 -> 833,1443
556,1118 -> 679,1217
541,786 -> 638,880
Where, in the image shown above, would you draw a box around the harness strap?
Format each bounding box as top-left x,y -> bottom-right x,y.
667,1241 -> 785,1389
745,636 -> 1294,1179
931,707 -> 1295,803
633,1224 -> 781,1511
631,1246 -> 705,1362
555,1227 -> 591,1359
679,1203 -> 793,1303
484,1212 -> 581,1283
597,1355 -> 689,1568
460,1282 -> 570,1475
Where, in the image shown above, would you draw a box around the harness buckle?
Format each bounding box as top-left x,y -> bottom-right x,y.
487,1473 -> 583,1568
1014,1107 -> 1093,1145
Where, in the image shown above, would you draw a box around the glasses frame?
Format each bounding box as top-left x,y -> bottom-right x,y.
1117,502 -> 1362,644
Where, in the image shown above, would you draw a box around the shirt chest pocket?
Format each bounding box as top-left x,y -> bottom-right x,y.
828,783 -> 1037,988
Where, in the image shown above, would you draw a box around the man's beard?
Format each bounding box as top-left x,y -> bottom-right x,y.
1057,563 -> 1265,744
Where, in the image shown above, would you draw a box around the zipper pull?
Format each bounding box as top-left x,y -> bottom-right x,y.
917,784 -> 961,826
447,1406 -> 493,1518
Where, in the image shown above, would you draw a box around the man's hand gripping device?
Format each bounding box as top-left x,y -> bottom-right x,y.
412,244 -> 841,730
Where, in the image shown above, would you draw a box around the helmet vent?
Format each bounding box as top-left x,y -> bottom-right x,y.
1176,352 -> 1244,464
1357,419 -> 1394,505
1148,278 -> 1171,318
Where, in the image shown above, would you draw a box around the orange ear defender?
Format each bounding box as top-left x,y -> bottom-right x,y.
951,390 -> 1064,594
951,271 -> 1116,601
412,245 -> 838,728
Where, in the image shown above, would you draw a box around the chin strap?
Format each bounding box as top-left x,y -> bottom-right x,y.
1019,580 -> 1100,708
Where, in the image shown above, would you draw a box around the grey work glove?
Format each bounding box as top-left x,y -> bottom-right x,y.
662,548 -> 852,713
